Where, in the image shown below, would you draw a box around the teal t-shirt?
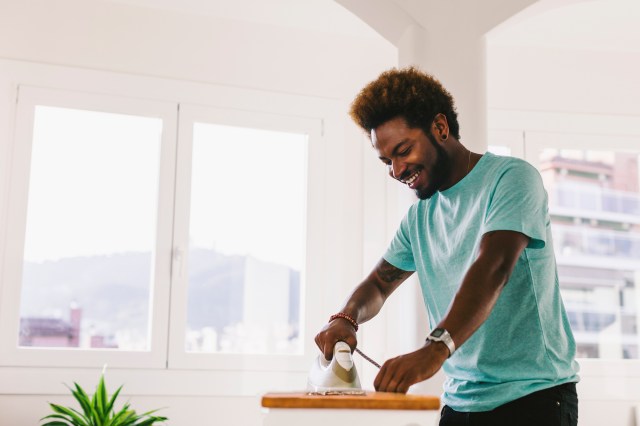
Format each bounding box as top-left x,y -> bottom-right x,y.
383,152 -> 579,412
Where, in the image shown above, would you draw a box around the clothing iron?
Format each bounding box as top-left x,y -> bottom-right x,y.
307,341 -> 364,395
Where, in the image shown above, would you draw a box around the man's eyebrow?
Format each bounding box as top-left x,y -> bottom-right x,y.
379,139 -> 410,161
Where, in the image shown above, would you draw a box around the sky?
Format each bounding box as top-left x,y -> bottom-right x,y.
24,106 -> 308,270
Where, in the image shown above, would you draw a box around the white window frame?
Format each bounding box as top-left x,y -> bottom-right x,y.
167,104 -> 325,372
0,86 -> 177,368
0,59 -> 351,383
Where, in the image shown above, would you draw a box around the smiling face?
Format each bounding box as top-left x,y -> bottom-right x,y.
372,116 -> 452,200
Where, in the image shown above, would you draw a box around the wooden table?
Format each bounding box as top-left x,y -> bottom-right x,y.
261,391 -> 441,426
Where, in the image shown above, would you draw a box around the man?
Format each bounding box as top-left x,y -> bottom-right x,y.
315,67 -> 579,425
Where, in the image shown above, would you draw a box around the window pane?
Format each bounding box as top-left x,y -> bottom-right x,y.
19,106 -> 162,351
488,145 -> 512,156
185,123 -> 307,355
538,148 -> 640,359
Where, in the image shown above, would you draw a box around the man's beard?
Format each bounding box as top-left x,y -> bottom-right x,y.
415,133 -> 452,200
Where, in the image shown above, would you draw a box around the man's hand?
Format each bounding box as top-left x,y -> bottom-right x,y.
373,341 -> 449,393
314,259 -> 413,360
314,318 -> 358,360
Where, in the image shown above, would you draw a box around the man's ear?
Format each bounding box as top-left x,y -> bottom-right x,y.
432,113 -> 449,140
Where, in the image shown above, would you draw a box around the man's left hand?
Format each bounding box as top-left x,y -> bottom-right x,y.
373,341 -> 449,393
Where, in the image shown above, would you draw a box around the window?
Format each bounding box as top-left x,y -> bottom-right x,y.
487,145 -> 512,156
19,105 -> 162,351
534,147 -> 640,359
1,78 -> 334,374
167,105 -> 322,371
0,86 -> 176,367
184,123 -> 307,355
489,116 -> 640,360
487,128 -> 524,158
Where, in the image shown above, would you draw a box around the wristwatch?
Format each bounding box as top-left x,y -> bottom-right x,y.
426,328 -> 456,357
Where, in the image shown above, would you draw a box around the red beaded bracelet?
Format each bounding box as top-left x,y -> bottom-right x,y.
329,312 -> 359,332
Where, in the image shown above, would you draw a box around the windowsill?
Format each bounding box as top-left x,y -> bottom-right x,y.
0,366 -> 309,397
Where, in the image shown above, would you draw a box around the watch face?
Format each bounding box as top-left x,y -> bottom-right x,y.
431,328 -> 445,338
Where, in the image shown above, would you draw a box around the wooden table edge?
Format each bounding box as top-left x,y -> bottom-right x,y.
261,392 -> 441,411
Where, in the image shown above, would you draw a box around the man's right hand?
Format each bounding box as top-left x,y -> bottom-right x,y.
314,259 -> 413,360
314,317 -> 358,360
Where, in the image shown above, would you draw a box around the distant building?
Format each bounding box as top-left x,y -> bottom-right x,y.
540,151 -> 640,358
19,304 -> 81,347
89,334 -> 118,349
19,303 -> 118,349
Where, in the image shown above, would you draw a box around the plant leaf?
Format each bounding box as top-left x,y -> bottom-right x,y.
136,409 -> 166,417
71,382 -> 94,418
112,402 -> 132,417
59,405 -> 91,424
133,416 -> 168,426
113,409 -> 139,426
41,413 -> 72,422
49,403 -> 90,426
104,405 -> 132,426
108,404 -> 137,426
43,370 -> 168,426
92,374 -> 107,425
98,374 -> 108,418
124,407 -> 167,425
105,385 -> 123,416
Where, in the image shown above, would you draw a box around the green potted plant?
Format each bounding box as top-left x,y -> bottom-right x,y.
41,370 -> 167,426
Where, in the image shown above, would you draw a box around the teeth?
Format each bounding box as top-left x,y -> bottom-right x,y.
404,171 -> 420,185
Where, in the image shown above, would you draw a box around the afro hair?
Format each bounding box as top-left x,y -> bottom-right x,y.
349,66 -> 460,140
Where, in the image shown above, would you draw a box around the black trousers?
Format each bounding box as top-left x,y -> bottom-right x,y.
439,382 -> 578,426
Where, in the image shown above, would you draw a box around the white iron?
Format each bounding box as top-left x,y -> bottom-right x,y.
307,341 -> 364,395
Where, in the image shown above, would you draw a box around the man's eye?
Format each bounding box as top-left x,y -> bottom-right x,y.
399,148 -> 411,156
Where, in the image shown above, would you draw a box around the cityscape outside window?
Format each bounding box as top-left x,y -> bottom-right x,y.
183,123 -> 307,355
16,106 -> 308,357
539,149 -> 640,359
18,106 -> 162,351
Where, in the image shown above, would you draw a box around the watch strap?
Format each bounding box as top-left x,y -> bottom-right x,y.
426,328 -> 456,357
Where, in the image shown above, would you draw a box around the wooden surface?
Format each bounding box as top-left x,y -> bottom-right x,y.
261,391 -> 440,410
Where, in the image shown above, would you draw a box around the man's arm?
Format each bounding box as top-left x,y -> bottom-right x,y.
374,230 -> 530,393
315,258 -> 413,359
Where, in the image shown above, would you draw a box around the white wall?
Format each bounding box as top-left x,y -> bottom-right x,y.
488,44 -> 640,115
0,0 -> 394,101
0,1 -> 398,425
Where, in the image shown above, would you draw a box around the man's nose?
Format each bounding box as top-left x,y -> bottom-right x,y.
389,161 -> 405,180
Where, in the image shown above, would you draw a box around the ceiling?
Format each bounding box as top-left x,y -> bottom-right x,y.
100,0 -> 640,53
101,0 -> 381,39
488,0 -> 640,53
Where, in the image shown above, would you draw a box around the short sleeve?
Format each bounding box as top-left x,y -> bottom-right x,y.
483,160 -> 548,249
383,207 -> 417,271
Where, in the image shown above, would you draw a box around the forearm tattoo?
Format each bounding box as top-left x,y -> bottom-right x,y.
377,260 -> 412,284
